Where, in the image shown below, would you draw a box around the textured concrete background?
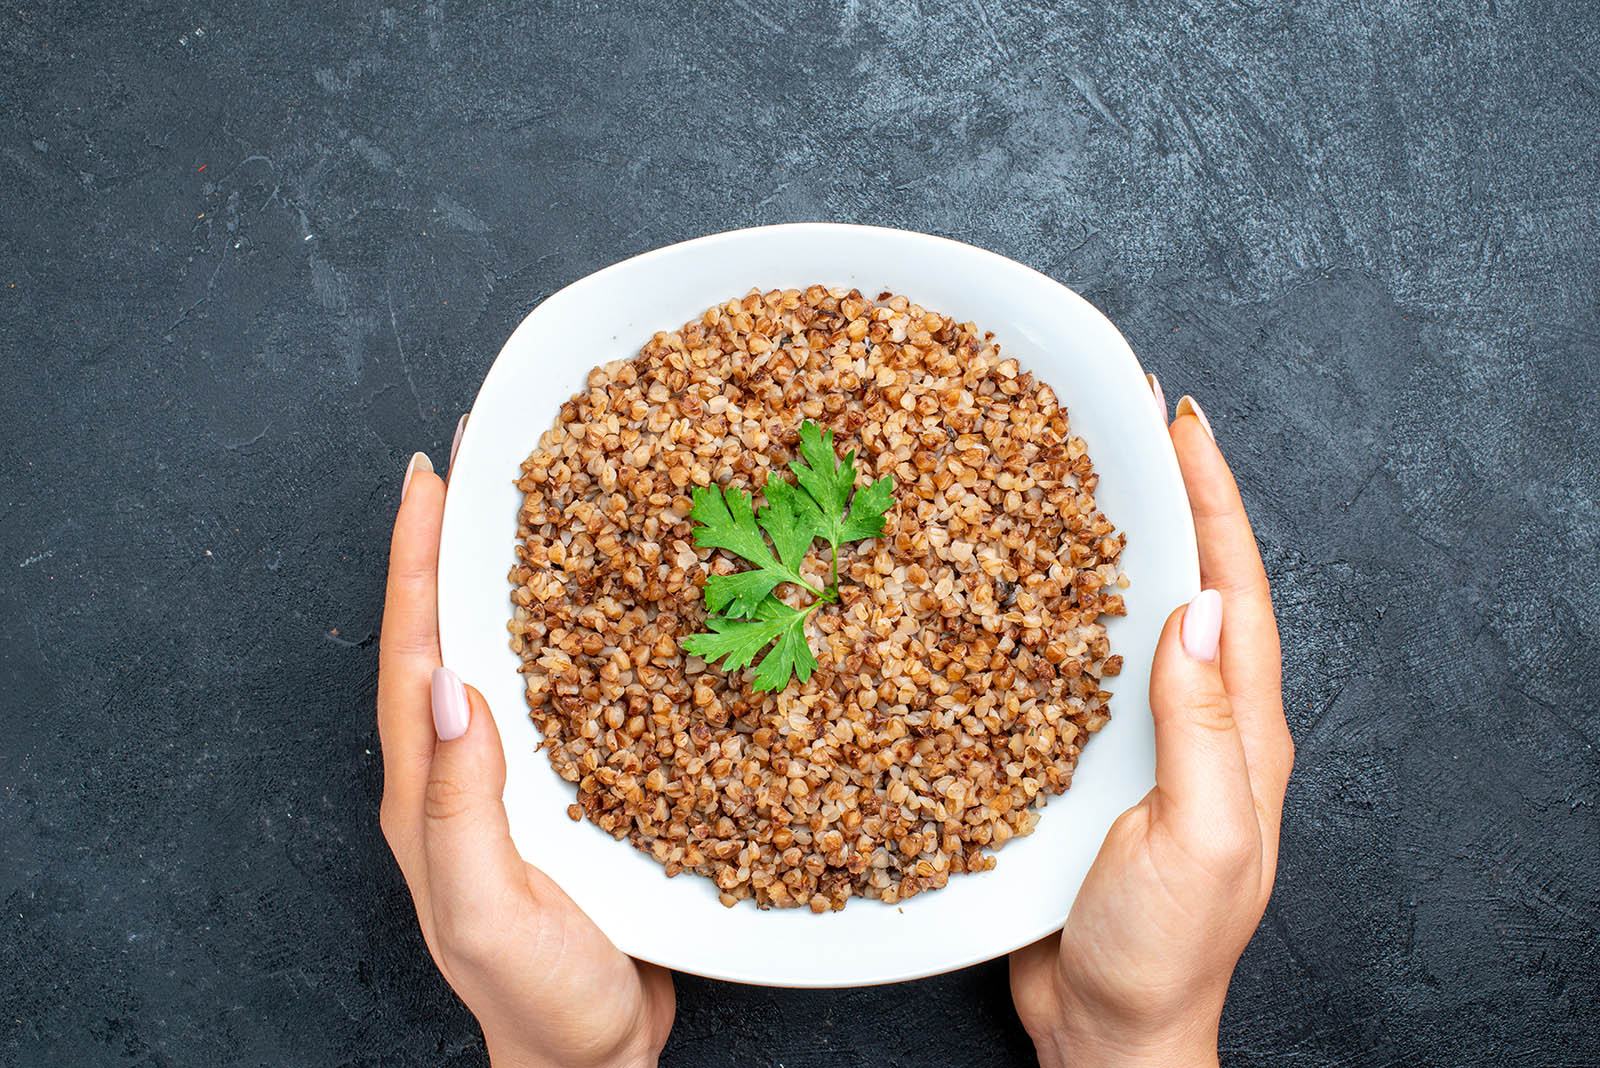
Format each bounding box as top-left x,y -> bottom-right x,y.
3,1 -> 1597,1065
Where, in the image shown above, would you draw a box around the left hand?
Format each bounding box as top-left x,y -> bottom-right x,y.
377,441 -> 676,1068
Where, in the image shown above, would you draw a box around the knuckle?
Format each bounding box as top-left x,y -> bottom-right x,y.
423,775 -> 476,823
377,802 -> 419,871
377,619 -> 438,660
1230,569 -> 1273,601
1202,820 -> 1260,869
387,558 -> 435,591
378,799 -> 402,844
1187,488 -> 1242,524
435,910 -> 498,972
1184,692 -> 1236,735
1108,803 -> 1152,841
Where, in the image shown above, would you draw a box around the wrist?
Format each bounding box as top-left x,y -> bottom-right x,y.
485,1036 -> 659,1068
1031,1012 -> 1219,1068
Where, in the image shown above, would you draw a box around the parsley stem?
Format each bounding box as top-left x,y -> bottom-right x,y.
830,543 -> 839,590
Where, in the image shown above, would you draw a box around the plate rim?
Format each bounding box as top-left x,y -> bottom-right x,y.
439,222 -> 1199,987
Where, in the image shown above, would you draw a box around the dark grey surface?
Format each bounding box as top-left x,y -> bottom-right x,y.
3,1 -> 1597,1065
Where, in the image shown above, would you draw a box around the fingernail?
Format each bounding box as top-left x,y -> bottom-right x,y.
1181,589 -> 1223,662
431,666 -> 471,741
448,415 -> 467,471
1146,373 -> 1167,422
1176,395 -> 1215,442
401,451 -> 433,502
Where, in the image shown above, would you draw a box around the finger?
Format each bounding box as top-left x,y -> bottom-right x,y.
422,671 -> 534,966
378,452 -> 446,874
447,414 -> 467,480
1170,401 -> 1293,823
1148,594 -> 1259,862
1146,371 -> 1167,422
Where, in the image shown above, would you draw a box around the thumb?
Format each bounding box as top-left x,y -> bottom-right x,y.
422,667 -> 531,942
1148,591 -> 1256,834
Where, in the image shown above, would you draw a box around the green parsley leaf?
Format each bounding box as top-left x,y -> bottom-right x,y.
837,473 -> 896,544
759,478 -> 817,574
750,602 -> 819,693
683,419 -> 897,692
691,483 -> 823,617
788,420 -> 896,555
682,596 -> 819,693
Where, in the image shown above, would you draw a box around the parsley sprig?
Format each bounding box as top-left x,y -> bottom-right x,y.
682,420 -> 895,692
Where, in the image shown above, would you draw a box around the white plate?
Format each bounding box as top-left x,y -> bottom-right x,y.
439,223 -> 1198,988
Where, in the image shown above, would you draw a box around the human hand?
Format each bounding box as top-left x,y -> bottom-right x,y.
377,434 -> 675,1068
1009,387 -> 1294,1068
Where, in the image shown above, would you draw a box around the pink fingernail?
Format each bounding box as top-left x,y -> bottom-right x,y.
431,666 -> 471,741
448,415 -> 467,471
1176,395 -> 1215,442
1146,373 -> 1167,422
1181,589 -> 1223,662
401,451 -> 433,502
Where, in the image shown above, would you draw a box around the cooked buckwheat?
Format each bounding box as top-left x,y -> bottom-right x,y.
507,286 -> 1126,910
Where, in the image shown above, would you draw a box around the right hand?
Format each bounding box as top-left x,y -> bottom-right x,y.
1009,389 -> 1294,1067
